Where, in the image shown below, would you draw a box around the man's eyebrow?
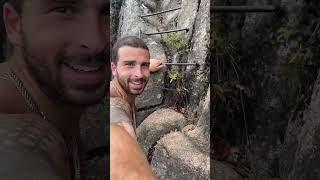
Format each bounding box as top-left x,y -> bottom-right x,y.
122,60 -> 136,63
51,0 -> 78,4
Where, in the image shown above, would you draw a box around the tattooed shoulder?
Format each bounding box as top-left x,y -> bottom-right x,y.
0,113 -> 70,179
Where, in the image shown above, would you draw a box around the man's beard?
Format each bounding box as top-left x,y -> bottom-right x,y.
20,32 -> 109,106
21,39 -> 64,103
116,72 -> 148,96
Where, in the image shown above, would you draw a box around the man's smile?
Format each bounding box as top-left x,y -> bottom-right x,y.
62,62 -> 106,85
129,78 -> 146,90
64,62 -> 103,72
129,82 -> 144,90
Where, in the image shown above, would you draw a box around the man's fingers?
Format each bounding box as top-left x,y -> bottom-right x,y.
150,58 -> 168,72
158,64 -> 166,69
154,64 -> 166,72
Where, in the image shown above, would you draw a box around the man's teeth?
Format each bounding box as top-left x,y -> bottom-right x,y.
67,64 -> 100,72
131,81 -> 143,85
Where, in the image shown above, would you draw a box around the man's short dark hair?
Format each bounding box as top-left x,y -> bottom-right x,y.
111,36 -> 149,64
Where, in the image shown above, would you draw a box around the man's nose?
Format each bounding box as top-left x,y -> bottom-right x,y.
133,66 -> 143,78
78,15 -> 108,52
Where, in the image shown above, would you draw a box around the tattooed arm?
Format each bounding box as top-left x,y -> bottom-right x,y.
0,114 -> 70,180
110,124 -> 157,180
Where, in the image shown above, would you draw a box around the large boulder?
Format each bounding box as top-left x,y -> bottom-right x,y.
136,108 -> 187,155
151,131 -> 210,180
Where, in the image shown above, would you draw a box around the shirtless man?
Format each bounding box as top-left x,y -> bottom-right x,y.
0,0 -> 108,179
110,36 -> 164,179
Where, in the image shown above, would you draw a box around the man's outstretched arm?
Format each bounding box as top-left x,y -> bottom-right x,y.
0,114 -> 71,180
110,124 -> 157,180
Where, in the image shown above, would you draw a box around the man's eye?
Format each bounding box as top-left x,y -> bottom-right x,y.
142,63 -> 150,67
51,6 -> 74,15
125,63 -> 135,67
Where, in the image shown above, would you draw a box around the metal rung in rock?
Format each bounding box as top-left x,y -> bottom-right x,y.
211,5 -> 279,13
164,63 -> 199,66
143,28 -> 189,36
140,7 -> 181,18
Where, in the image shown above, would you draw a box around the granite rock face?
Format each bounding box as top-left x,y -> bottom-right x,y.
280,70 -> 320,180
117,0 -> 168,124
185,88 -> 210,154
185,0 -> 210,116
117,0 -> 209,125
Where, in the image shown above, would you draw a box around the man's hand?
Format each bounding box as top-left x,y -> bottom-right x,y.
149,59 -> 166,72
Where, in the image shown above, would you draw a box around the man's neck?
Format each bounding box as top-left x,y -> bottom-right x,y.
110,79 -> 136,108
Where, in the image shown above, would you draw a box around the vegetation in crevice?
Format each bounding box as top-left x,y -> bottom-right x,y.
210,17 -> 250,146
275,8 -> 320,114
162,32 -> 189,53
160,30 -> 192,110
168,68 -> 189,99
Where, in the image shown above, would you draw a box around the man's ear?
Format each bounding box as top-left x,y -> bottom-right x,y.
3,3 -> 22,47
111,62 -> 117,77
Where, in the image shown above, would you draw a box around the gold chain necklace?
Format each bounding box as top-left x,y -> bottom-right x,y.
3,68 -> 81,180
4,68 -> 47,120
